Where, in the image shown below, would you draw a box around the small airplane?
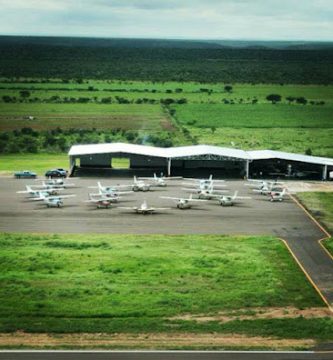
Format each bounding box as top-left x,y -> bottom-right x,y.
138,173 -> 182,187
119,200 -> 170,215
160,193 -> 208,209
183,184 -> 228,200
131,176 -> 151,192
182,174 -> 226,191
31,193 -> 76,208
16,185 -> 63,197
35,178 -> 76,188
269,188 -> 288,202
217,191 -> 252,206
89,181 -> 133,197
84,193 -> 115,209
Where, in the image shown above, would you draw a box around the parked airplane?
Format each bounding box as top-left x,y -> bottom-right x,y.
119,200 -> 170,214
16,185 -> 62,197
139,173 -> 182,187
160,193 -> 208,209
84,193 -> 115,209
35,178 -> 75,188
217,191 -> 252,206
32,193 -> 76,208
183,184 -> 228,200
89,182 -> 133,197
131,176 -> 151,192
182,174 -> 226,190
269,188 -> 288,202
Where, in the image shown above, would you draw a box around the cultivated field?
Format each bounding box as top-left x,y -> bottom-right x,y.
1,80 -> 332,156
1,232 -> 332,349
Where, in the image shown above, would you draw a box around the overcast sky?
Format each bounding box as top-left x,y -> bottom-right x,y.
1,0 -> 332,41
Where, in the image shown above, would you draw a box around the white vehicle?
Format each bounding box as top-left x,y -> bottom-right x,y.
183,184 -> 228,200
32,193 -> 76,208
139,173 -> 182,187
16,185 -> 62,197
269,188 -> 288,202
119,200 -> 170,215
160,193 -> 207,209
217,191 -> 252,206
89,181 -> 133,197
131,176 -> 151,192
182,174 -> 226,191
84,193 -> 115,209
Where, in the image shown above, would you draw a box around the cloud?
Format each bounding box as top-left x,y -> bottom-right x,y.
0,0 -> 332,40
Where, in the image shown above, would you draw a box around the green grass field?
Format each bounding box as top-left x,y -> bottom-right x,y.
0,103 -> 171,131
0,79 -> 332,156
0,154 -> 128,176
297,192 -> 333,233
296,192 -> 333,256
0,233 -> 326,338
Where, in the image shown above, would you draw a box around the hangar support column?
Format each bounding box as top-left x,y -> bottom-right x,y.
322,165 -> 328,181
245,159 -> 250,179
167,158 -> 171,177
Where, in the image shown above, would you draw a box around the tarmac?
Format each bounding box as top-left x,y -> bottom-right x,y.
0,177 -> 332,306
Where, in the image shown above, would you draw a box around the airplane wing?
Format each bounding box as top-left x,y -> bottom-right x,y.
32,194 -> 76,201
16,190 -> 30,194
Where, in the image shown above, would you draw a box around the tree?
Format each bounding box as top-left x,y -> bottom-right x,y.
296,97 -> 307,105
224,85 -> 233,93
19,90 -> 31,99
266,94 -> 281,104
305,148 -> 312,156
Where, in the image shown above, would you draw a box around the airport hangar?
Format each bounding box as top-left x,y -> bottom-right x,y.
68,143 -> 333,180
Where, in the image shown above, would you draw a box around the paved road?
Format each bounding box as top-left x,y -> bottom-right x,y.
0,351 -> 332,360
0,178 -> 332,305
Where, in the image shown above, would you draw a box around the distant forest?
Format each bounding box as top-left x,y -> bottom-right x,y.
0,36 -> 333,83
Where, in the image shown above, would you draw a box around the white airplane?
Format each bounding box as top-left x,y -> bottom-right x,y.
35,178 -> 75,188
217,191 -> 252,206
131,176 -> 151,192
183,184 -> 228,200
138,173 -> 182,187
182,174 -> 226,190
31,193 -> 76,208
89,181 -> 133,197
84,193 -> 115,209
119,200 -> 170,214
160,193 -> 208,209
16,185 -> 62,197
269,188 -> 288,202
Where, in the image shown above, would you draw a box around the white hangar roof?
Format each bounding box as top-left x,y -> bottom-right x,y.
68,143 -> 251,160
68,143 -> 333,166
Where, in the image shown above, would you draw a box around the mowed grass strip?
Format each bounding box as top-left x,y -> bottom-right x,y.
172,103 -> 333,128
297,192 -> 333,233
0,233 -> 324,334
0,154 -> 128,176
0,103 -> 168,131
297,192 -> 333,256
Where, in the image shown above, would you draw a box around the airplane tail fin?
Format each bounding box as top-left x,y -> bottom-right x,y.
209,174 -> 213,181
134,175 -> 137,183
189,193 -> 193,200
26,185 -> 32,191
154,173 -> 157,180
98,181 -> 102,190
233,191 -> 238,199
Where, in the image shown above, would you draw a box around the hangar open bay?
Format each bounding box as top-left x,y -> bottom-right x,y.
68,143 -> 333,180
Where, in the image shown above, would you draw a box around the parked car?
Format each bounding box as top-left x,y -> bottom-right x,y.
14,170 -> 37,179
45,169 -> 67,178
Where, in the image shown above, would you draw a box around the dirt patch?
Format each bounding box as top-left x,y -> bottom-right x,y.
169,307 -> 332,323
0,331 -> 316,349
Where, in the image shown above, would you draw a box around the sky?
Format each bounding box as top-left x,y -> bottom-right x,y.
0,0 -> 332,41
